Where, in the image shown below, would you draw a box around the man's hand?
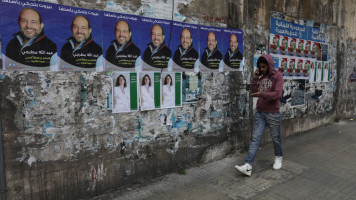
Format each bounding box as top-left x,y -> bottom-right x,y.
253,69 -> 261,79
250,90 -> 261,97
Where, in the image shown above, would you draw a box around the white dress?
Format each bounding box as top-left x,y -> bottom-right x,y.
162,85 -> 175,108
323,67 -> 329,82
316,68 -> 322,82
113,86 -> 130,112
140,85 -> 154,110
309,67 -> 315,83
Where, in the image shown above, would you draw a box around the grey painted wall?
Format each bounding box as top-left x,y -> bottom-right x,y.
0,0 -> 355,199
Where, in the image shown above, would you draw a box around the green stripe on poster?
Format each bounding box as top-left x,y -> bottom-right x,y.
130,73 -> 138,110
154,72 -> 161,108
175,73 -> 181,106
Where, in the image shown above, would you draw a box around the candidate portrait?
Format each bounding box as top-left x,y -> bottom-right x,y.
201,31 -> 222,69
172,28 -> 199,69
60,15 -> 102,68
224,34 -> 243,69
6,8 -> 57,67
105,20 -> 141,68
142,24 -> 171,69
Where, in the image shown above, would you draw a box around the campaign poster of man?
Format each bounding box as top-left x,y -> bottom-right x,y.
199,25 -> 223,72
286,57 -> 296,78
302,59 -> 310,79
112,72 -> 139,113
294,58 -> 304,78
279,36 -> 289,56
57,5 -> 103,71
139,72 -> 161,111
269,34 -> 280,55
279,57 -> 288,77
169,22 -> 199,72
288,37 -> 297,56
304,40 -> 311,58
0,0 -> 58,71
140,17 -> 172,71
223,28 -> 243,71
103,12 -> 142,72
310,41 -> 318,59
296,39 -> 304,57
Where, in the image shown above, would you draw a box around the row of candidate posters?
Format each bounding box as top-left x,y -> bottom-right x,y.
269,17 -> 329,67
0,0 -> 244,72
268,17 -> 332,82
254,56 -> 333,83
112,72 -> 182,113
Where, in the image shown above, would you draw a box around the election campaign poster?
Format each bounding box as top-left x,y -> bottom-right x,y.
103,12 -> 142,72
0,0 -> 58,71
139,72 -> 161,110
322,61 -> 329,82
309,60 -> 316,83
286,57 -> 296,79
288,37 -> 297,56
57,5 -> 103,71
269,34 -> 280,54
222,28 -> 243,71
294,58 -> 304,78
182,72 -> 201,104
279,57 -> 288,77
161,72 -> 182,108
315,61 -> 323,82
199,25 -> 223,72
139,17 -> 172,71
279,36 -> 289,56
296,38 -> 304,57
112,72 -> 139,113
169,21 -> 200,72
303,40 -> 311,58
302,59 -> 310,79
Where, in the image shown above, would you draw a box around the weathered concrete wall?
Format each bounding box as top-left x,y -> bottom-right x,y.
0,0 -> 355,199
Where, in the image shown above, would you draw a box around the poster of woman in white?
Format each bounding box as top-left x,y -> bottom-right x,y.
309,61 -> 316,83
112,72 -> 136,113
316,61 -> 322,82
322,62 -> 329,82
140,73 -> 156,110
161,73 -> 175,108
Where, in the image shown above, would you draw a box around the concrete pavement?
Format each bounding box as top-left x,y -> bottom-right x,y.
87,120 -> 356,200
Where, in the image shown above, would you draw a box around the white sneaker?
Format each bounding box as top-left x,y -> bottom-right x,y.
273,156 -> 283,170
235,163 -> 252,176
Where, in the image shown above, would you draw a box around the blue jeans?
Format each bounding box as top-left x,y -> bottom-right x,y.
245,111 -> 283,166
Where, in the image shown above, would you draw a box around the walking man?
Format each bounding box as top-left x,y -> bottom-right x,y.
235,54 -> 284,176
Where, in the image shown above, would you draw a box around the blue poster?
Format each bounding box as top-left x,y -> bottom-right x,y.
57,5 -> 102,71
272,56 -> 279,71
0,0 -> 58,71
270,17 -> 307,39
102,12 -> 142,72
139,17 -> 172,71
199,25 -> 224,72
169,21 -> 199,72
222,28 -> 243,71
307,27 -> 329,43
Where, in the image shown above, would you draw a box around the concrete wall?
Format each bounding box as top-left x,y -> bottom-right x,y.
0,0 -> 355,199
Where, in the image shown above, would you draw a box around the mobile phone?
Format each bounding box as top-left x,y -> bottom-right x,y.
257,68 -> 262,76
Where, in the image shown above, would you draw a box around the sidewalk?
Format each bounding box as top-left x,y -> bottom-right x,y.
88,120 -> 356,200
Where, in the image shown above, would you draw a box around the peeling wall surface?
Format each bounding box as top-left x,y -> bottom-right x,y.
0,0 -> 355,199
